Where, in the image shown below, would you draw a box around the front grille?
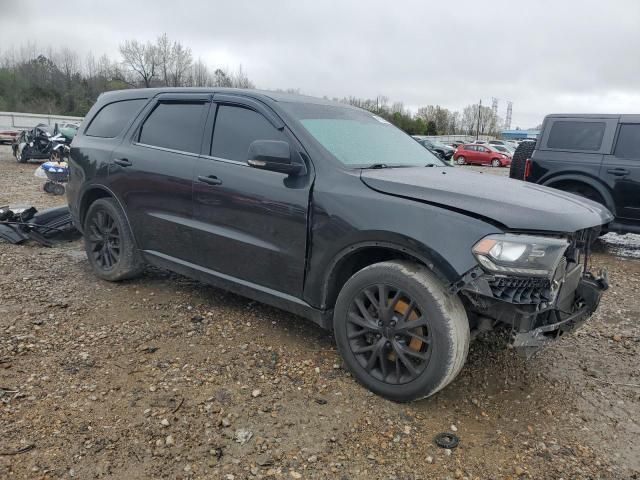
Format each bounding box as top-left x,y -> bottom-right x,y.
488,276 -> 551,304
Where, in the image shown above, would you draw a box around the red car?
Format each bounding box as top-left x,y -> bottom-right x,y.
454,144 -> 512,167
0,129 -> 19,144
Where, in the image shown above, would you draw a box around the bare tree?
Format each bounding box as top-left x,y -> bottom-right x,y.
231,65 -> 253,89
192,58 -> 208,87
213,68 -> 232,87
168,42 -> 192,87
119,40 -> 158,87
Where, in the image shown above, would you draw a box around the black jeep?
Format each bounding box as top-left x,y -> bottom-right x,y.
510,114 -> 640,235
67,89 -> 611,401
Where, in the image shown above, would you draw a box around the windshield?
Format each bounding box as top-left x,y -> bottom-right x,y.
281,102 -> 445,168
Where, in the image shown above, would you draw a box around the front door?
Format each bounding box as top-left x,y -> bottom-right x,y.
191,98 -> 313,297
109,94 -> 209,262
602,122 -> 640,220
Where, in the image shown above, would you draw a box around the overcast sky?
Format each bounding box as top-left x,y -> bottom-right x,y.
1,0 -> 639,128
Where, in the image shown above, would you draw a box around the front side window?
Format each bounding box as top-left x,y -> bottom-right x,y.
614,124 -> 640,159
211,105 -> 286,161
138,102 -> 206,154
547,121 -> 605,151
281,102 -> 444,168
85,99 -> 146,138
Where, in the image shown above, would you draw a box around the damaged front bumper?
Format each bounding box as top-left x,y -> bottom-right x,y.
456,263 -> 608,358
511,272 -> 607,357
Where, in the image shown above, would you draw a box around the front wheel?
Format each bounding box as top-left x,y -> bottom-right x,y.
84,198 -> 144,281
333,261 -> 470,402
456,156 -> 466,165
16,146 -> 28,163
491,158 -> 501,167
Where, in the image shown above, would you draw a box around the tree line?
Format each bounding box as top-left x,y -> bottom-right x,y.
0,35 -> 254,117
334,96 -> 503,136
0,36 -> 504,136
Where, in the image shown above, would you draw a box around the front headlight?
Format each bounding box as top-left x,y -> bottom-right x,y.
472,234 -> 569,277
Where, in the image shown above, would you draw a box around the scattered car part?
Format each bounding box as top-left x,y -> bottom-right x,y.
434,432 -> 459,449
0,205 -> 78,247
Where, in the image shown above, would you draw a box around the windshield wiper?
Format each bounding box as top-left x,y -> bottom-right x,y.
361,163 -> 413,169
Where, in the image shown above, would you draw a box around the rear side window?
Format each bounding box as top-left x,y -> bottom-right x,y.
138,102 -> 206,154
211,105 -> 286,161
85,99 -> 146,138
547,121 -> 605,151
614,124 -> 640,158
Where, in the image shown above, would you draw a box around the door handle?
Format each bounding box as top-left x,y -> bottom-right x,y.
113,158 -> 132,167
197,175 -> 223,186
607,168 -> 629,176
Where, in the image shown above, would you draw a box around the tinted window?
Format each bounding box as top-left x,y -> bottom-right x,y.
547,121 -> 605,151
614,124 -> 640,158
139,102 -> 206,153
85,99 -> 146,138
211,105 -> 286,161
466,145 -> 476,151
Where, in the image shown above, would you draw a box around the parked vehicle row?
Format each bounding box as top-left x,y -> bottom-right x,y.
68,88 -> 611,402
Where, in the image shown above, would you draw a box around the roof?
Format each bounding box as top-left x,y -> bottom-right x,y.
501,129 -> 540,135
98,87 -> 349,108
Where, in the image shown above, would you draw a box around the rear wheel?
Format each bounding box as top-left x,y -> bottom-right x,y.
456,156 -> 466,165
84,198 -> 144,281
563,183 -> 604,204
333,261 -> 469,402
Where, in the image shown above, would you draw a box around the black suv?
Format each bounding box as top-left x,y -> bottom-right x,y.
68,89 -> 611,401
511,114 -> 640,234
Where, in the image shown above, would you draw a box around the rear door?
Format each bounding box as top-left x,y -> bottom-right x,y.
464,145 -> 477,163
109,93 -> 209,262
191,95 -> 313,297
602,119 -> 640,220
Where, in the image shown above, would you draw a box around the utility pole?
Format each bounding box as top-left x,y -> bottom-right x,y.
476,99 -> 482,141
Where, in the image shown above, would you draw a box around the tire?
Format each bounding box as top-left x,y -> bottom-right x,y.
333,260 -> 470,402
509,140 -> 536,179
84,198 -> 144,281
561,183 -> 605,206
52,183 -> 65,196
16,147 -> 28,163
491,158 -> 501,167
456,156 -> 466,165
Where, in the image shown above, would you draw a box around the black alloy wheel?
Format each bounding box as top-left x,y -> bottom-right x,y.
346,284 -> 431,384
87,208 -> 121,271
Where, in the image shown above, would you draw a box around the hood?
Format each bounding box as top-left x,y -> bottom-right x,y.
361,167 -> 613,232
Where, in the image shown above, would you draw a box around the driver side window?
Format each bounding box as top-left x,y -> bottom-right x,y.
211,105 -> 286,162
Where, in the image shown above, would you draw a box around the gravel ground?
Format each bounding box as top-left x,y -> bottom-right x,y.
1,146 -> 639,479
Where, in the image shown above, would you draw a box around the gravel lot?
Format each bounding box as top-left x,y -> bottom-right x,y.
1,146 -> 639,479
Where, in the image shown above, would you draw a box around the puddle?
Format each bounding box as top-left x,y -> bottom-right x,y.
596,232 -> 640,259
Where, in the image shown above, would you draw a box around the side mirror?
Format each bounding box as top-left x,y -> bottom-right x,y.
247,140 -> 303,175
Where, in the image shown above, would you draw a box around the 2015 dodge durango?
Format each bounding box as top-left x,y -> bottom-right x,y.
67,88 -> 612,401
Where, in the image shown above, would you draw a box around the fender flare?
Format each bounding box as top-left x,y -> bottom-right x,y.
78,184 -> 139,248
541,173 -> 616,216
319,239 -> 460,309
